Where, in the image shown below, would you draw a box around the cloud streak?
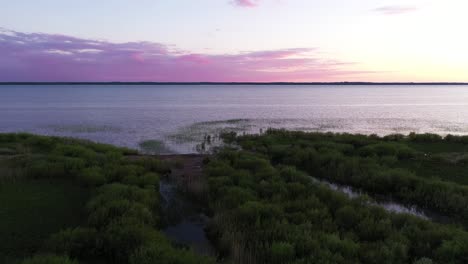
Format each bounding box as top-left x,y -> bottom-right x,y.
232,0 -> 259,8
373,5 -> 419,15
0,29 -> 369,82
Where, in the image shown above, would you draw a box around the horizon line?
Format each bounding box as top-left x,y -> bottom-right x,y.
1,82 -> 468,86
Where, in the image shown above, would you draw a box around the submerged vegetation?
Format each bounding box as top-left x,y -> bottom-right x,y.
0,133 -> 214,264
138,139 -> 173,154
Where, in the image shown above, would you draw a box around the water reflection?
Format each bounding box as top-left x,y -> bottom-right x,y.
2,85 -> 468,154
311,177 -> 450,223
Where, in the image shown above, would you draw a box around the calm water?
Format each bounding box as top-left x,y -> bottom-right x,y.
1,85 -> 468,153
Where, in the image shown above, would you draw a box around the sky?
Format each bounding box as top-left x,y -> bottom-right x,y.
0,0 -> 467,82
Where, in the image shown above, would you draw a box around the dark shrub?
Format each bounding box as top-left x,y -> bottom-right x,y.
47,227 -> 100,259
21,254 -> 78,264
80,167 -> 106,186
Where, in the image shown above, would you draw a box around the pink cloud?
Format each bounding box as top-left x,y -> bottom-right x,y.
373,5 -> 419,15
177,54 -> 211,64
232,0 -> 259,8
0,28 -> 370,82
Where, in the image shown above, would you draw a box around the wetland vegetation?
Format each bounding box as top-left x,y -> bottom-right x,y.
0,133 -> 214,264
1,131 -> 467,263
201,130 -> 468,263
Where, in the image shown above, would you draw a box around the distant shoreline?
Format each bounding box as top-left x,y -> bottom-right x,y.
1,82 -> 468,86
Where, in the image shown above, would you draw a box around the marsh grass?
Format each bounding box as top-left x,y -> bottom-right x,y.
0,133 -> 214,264
0,166 -> 27,184
396,157 -> 468,185
0,147 -> 16,155
205,136 -> 468,264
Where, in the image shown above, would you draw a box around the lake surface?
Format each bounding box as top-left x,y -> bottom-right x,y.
1,85 -> 468,153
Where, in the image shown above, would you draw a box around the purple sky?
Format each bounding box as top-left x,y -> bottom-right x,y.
1,0 -> 467,82
0,29 -> 369,82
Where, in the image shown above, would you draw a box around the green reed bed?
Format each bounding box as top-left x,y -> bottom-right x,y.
0,133 -> 214,264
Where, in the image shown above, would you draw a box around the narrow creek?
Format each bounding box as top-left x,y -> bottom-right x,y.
159,179 -> 216,256
158,155 -> 450,257
310,176 -> 450,223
